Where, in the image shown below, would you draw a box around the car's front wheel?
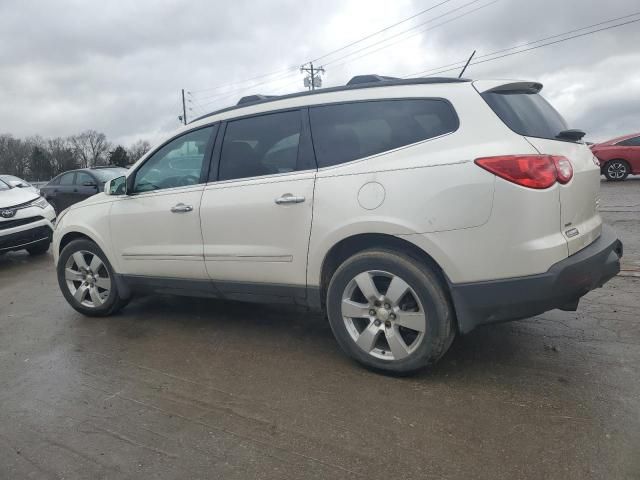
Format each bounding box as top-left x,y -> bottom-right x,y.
57,239 -> 128,316
326,249 -> 455,374
603,160 -> 629,181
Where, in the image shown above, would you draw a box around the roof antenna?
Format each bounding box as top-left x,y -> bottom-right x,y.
458,50 -> 476,78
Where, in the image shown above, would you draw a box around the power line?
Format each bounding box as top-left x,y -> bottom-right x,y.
405,16 -> 640,78
311,0 -> 453,63
190,69 -> 299,103
188,66 -> 298,94
405,11 -> 640,77
187,0 -> 454,97
325,0 -> 498,70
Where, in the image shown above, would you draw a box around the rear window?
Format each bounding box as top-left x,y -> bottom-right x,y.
481,91 -> 568,140
309,99 -> 459,168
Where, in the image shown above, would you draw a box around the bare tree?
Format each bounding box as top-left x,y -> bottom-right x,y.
127,140 -> 151,164
47,137 -> 78,175
69,130 -> 110,168
0,134 -> 31,178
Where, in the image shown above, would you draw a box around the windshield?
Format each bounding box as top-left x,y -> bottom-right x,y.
481,91 -> 568,140
0,179 -> 10,191
91,168 -> 128,182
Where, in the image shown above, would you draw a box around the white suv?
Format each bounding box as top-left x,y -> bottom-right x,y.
53,76 -> 622,373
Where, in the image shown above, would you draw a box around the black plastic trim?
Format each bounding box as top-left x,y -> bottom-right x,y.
448,225 -> 623,333
0,225 -> 52,252
118,275 -> 312,307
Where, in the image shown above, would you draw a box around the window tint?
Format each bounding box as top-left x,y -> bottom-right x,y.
75,172 -> 94,185
309,99 -> 458,168
481,91 -> 568,140
618,136 -> 640,146
219,110 -> 302,181
134,126 -> 214,193
59,173 -> 75,185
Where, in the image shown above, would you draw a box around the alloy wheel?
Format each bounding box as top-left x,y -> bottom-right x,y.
64,250 -> 111,308
341,270 -> 426,361
607,161 -> 627,179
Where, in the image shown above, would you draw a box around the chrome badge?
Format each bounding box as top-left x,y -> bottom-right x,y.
0,209 -> 17,219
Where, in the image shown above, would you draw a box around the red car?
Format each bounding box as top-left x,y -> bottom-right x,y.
590,132 -> 640,181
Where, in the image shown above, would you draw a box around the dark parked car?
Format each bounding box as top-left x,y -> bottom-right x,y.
40,167 -> 128,213
590,132 -> 640,181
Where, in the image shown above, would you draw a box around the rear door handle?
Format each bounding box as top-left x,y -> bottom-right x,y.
171,203 -> 193,213
275,194 -> 305,205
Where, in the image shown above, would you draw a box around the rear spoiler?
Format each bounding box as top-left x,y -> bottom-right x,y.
473,80 -> 543,94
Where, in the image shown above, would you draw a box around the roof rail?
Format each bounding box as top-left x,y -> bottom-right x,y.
192,76 -> 471,124
237,94 -> 277,105
346,74 -> 400,85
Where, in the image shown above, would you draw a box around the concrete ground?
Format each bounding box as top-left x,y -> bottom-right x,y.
1,179 -> 638,480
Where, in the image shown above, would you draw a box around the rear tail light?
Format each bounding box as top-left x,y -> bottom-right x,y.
474,155 -> 573,189
553,156 -> 573,184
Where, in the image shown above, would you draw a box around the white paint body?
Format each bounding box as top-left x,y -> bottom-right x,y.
0,187 -> 56,248
53,80 -> 602,293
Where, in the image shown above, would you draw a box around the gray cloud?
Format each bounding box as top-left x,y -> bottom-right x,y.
0,0 -> 638,145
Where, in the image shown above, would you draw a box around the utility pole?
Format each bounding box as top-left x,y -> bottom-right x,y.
301,62 -> 325,91
181,88 -> 187,125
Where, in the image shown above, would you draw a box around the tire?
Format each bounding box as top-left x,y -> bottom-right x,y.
603,160 -> 629,181
57,239 -> 128,316
326,249 -> 455,374
27,239 -> 50,256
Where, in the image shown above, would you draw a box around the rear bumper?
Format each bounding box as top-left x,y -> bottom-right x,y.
449,224 -> 623,333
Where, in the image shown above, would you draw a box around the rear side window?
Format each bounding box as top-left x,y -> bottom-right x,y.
309,99 -> 459,168
75,172 -> 94,185
219,110 -> 303,181
481,91 -> 568,140
59,173 -> 75,185
618,136 -> 640,146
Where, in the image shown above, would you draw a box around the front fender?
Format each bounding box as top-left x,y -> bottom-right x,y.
53,201 -> 116,271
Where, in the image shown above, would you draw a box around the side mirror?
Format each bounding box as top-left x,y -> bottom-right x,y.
8,180 -> 26,188
104,176 -> 127,196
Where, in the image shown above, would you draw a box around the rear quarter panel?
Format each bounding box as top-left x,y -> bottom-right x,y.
307,84 -> 557,286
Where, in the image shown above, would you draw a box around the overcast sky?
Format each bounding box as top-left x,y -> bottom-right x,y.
0,0 -> 638,146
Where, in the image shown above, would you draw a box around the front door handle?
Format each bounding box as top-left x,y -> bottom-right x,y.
275,194 -> 305,205
171,203 -> 193,213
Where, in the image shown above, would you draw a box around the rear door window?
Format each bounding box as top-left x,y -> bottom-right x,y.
218,110 -> 303,181
75,172 -> 94,185
59,173 -> 75,185
481,91 -> 568,140
309,99 -> 459,168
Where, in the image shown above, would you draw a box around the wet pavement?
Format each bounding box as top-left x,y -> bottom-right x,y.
1,179 -> 639,479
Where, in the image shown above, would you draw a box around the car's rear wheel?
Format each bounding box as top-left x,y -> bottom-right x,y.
326,249 -> 455,374
604,160 -> 629,181
57,239 -> 128,316
27,239 -> 50,256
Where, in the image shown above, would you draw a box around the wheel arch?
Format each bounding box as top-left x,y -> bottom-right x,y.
58,231 -> 95,255
316,233 -> 458,328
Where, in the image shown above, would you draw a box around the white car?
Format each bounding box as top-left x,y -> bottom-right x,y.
0,178 -> 56,255
53,76 -> 622,373
0,174 -> 40,194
